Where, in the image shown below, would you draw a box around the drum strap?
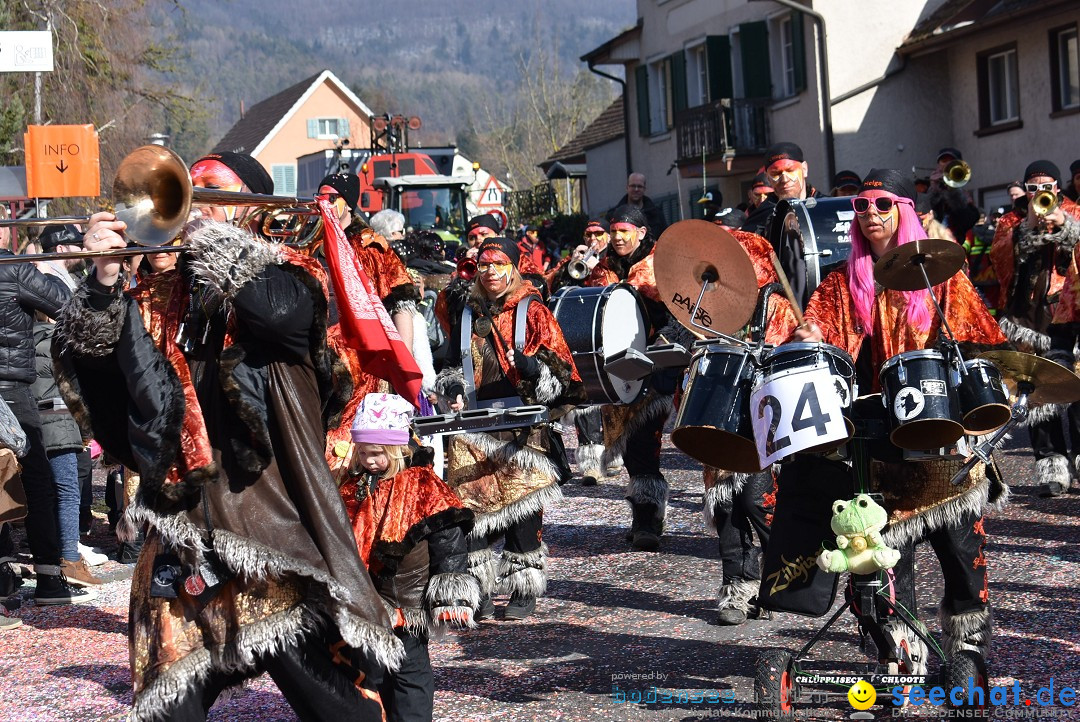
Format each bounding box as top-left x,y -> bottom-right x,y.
458,296 -> 534,408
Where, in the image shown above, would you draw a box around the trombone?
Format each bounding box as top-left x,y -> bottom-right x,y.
0,145 -> 324,265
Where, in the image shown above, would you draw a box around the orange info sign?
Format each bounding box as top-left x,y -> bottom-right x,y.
24,124 -> 101,198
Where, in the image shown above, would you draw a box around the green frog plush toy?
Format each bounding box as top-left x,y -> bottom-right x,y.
816,494 -> 901,574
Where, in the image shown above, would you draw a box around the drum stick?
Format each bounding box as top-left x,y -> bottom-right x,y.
769,251 -> 807,329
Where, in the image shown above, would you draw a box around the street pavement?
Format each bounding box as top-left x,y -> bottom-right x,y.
0,429 -> 1077,721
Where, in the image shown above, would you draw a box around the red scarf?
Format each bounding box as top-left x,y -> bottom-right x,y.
317,198 -> 423,408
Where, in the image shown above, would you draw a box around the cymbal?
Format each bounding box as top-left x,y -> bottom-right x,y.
873,238 -> 966,291
978,350 -> 1080,405
654,220 -> 758,336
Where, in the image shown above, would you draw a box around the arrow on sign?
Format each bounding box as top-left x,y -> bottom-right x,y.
56,159 -> 68,173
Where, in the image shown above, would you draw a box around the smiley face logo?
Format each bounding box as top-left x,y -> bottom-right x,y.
848,679 -> 877,710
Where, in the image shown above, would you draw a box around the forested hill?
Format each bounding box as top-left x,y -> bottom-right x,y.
154,0 -> 634,160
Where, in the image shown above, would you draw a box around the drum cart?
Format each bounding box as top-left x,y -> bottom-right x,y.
753,383 -> 1035,719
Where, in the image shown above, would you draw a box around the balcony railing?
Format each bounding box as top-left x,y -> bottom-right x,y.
674,98 -> 771,162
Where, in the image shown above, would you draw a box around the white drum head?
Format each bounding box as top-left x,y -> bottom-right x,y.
601,286 -> 648,403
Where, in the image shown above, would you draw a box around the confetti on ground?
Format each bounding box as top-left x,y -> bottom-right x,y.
1,431 -> 1077,721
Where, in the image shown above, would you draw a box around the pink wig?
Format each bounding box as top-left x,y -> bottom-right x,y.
845,200 -> 933,334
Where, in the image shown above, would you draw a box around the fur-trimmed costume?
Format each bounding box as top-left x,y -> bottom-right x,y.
586,236 -> 682,548
340,464 -> 478,720
990,199 -> 1080,493
325,228 -> 421,481
794,263 -> 1008,657
53,224 -> 400,721
436,281 -> 584,606
704,230 -> 795,619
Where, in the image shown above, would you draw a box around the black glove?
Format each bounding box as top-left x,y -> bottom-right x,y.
514,351 -> 541,380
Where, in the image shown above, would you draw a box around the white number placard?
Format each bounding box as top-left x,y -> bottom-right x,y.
750,369 -> 849,466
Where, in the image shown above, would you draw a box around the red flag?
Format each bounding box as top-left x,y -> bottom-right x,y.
317,197 -> 424,409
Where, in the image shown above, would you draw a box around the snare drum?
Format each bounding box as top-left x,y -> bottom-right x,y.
957,358 -> 1011,434
671,344 -> 762,473
756,343 -> 856,458
879,350 -> 964,450
549,284 -> 649,405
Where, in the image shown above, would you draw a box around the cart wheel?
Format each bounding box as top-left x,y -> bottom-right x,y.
945,650 -> 988,709
755,649 -> 797,718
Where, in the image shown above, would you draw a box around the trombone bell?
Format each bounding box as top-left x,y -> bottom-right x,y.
942,159 -> 971,189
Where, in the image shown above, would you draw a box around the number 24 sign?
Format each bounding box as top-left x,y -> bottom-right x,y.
750,370 -> 848,466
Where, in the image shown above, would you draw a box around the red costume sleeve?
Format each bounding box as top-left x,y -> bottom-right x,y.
989,212 -> 1021,311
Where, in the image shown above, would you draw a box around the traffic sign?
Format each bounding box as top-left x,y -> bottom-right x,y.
476,175 -> 503,208
0,31 -> 53,73
24,125 -> 100,198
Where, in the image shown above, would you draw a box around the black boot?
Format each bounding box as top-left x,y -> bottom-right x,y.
503,593 -> 536,620
475,596 -> 495,621
629,503 -> 663,552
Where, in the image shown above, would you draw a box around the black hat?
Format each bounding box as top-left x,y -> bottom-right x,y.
38,224 -> 82,253
583,217 -> 609,233
466,214 -> 501,236
764,142 -> 805,166
193,152 -> 274,195
525,222 -> 541,232
915,195 -> 934,215
609,205 -> 649,230
476,236 -> 520,266
713,207 -> 745,228
1025,160 -> 1061,183
750,173 -> 773,191
1007,180 -> 1024,192
1071,159 -> 1080,177
859,168 -> 916,202
832,169 -> 862,189
318,172 -> 360,211
937,147 -> 963,162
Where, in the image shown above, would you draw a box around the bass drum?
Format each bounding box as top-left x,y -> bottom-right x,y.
548,283 -> 649,405
765,197 -> 855,307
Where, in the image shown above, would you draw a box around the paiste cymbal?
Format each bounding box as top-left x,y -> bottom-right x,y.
978,350 -> 1080,405
873,238 -> 967,291
654,220 -> 758,336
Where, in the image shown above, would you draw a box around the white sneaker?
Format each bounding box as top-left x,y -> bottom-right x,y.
78,543 -> 109,566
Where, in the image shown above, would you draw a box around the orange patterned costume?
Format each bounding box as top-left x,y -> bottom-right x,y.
54,235 -> 399,720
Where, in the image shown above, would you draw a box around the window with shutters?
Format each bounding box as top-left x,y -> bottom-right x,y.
1050,24 -> 1080,112
648,57 -> 672,135
307,117 -> 350,140
271,163 -> 296,195
769,12 -> 805,98
686,43 -> 708,108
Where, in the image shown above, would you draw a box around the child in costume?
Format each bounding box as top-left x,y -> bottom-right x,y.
339,393 -> 479,722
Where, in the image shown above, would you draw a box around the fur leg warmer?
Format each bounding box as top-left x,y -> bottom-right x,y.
940,606 -> 992,659
498,544 -> 548,598
1037,454 -> 1071,496
576,443 -> 604,477
426,571 -> 481,630
716,578 -> 758,613
626,474 -> 668,514
467,548 -> 498,597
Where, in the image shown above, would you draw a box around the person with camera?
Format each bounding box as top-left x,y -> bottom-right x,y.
0,211 -> 89,611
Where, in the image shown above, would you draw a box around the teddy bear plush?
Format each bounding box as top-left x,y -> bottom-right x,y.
816,494 -> 901,574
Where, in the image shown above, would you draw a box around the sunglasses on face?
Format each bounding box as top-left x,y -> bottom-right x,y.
477,261 -> 512,274
1025,182 -> 1056,193
851,196 -> 912,215
584,230 -> 605,238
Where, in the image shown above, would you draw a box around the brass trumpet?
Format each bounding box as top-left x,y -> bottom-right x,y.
1032,189 -> 1060,217
942,159 -> 971,188
0,145 -> 324,265
567,246 -> 599,280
